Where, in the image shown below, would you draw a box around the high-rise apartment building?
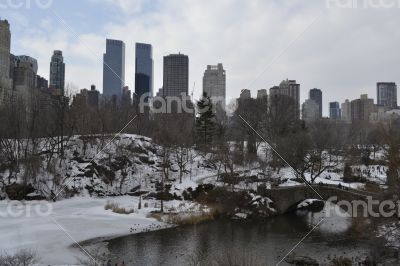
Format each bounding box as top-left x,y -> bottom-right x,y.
135,43 -> 153,101
203,63 -> 226,108
377,82 -> 397,109
239,89 -> 251,100
302,99 -> 319,122
257,89 -> 268,99
341,99 -> 351,123
162,53 -> 189,97
87,85 -> 100,108
269,79 -> 300,119
351,94 -> 374,122
309,88 -> 322,118
49,50 -> 65,93
0,19 -> 12,89
121,86 -> 132,107
103,39 -> 125,98
13,55 -> 38,91
329,102 -> 341,119
36,75 -> 48,90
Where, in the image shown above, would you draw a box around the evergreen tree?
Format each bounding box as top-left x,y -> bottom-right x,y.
195,92 -> 216,147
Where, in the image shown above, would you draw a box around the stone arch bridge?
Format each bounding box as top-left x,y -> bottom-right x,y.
264,185 -> 379,214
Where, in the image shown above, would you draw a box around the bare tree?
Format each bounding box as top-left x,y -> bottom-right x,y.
381,123 -> 400,193
0,249 -> 39,266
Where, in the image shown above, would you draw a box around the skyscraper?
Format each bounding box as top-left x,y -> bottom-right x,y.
0,19 -> 12,89
135,43 -> 153,101
103,39 -> 125,98
309,88 -> 322,118
269,79 -> 300,119
329,102 -> 341,119
49,50 -> 65,93
203,63 -> 226,108
162,53 -> 189,97
377,82 -> 397,109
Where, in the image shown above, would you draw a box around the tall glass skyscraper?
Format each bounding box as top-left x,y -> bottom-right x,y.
329,102 -> 341,119
309,88 -> 322,118
135,43 -> 153,101
49,50 -> 65,93
377,82 -> 397,109
103,39 -> 125,97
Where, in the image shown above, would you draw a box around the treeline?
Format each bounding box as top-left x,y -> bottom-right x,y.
1,89 -> 400,194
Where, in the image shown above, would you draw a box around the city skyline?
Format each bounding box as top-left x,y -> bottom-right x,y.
5,0 -> 400,116
2,16 -> 399,122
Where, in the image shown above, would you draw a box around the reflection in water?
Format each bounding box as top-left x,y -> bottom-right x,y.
107,204 -> 369,266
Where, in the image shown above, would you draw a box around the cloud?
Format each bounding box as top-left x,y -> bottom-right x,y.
89,0 -> 147,14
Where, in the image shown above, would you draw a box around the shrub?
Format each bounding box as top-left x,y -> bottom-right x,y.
220,173 -> 241,186
104,201 -> 134,215
166,212 -> 214,226
184,184 -> 215,200
146,191 -> 180,201
363,183 -> 381,193
195,187 -> 251,215
0,249 -> 39,266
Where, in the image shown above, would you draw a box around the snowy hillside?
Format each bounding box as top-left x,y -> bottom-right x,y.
0,134 -> 216,200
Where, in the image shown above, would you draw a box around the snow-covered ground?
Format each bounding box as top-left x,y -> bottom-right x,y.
277,168 -> 366,190
352,165 -> 388,184
0,196 -> 188,265
0,166 -> 215,265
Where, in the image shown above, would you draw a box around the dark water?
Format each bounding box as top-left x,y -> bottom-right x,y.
107,204 -> 370,266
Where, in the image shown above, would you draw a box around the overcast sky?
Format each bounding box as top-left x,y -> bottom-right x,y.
4,0 -> 400,116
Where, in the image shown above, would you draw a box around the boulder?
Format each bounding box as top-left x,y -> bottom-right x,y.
6,183 -> 35,200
